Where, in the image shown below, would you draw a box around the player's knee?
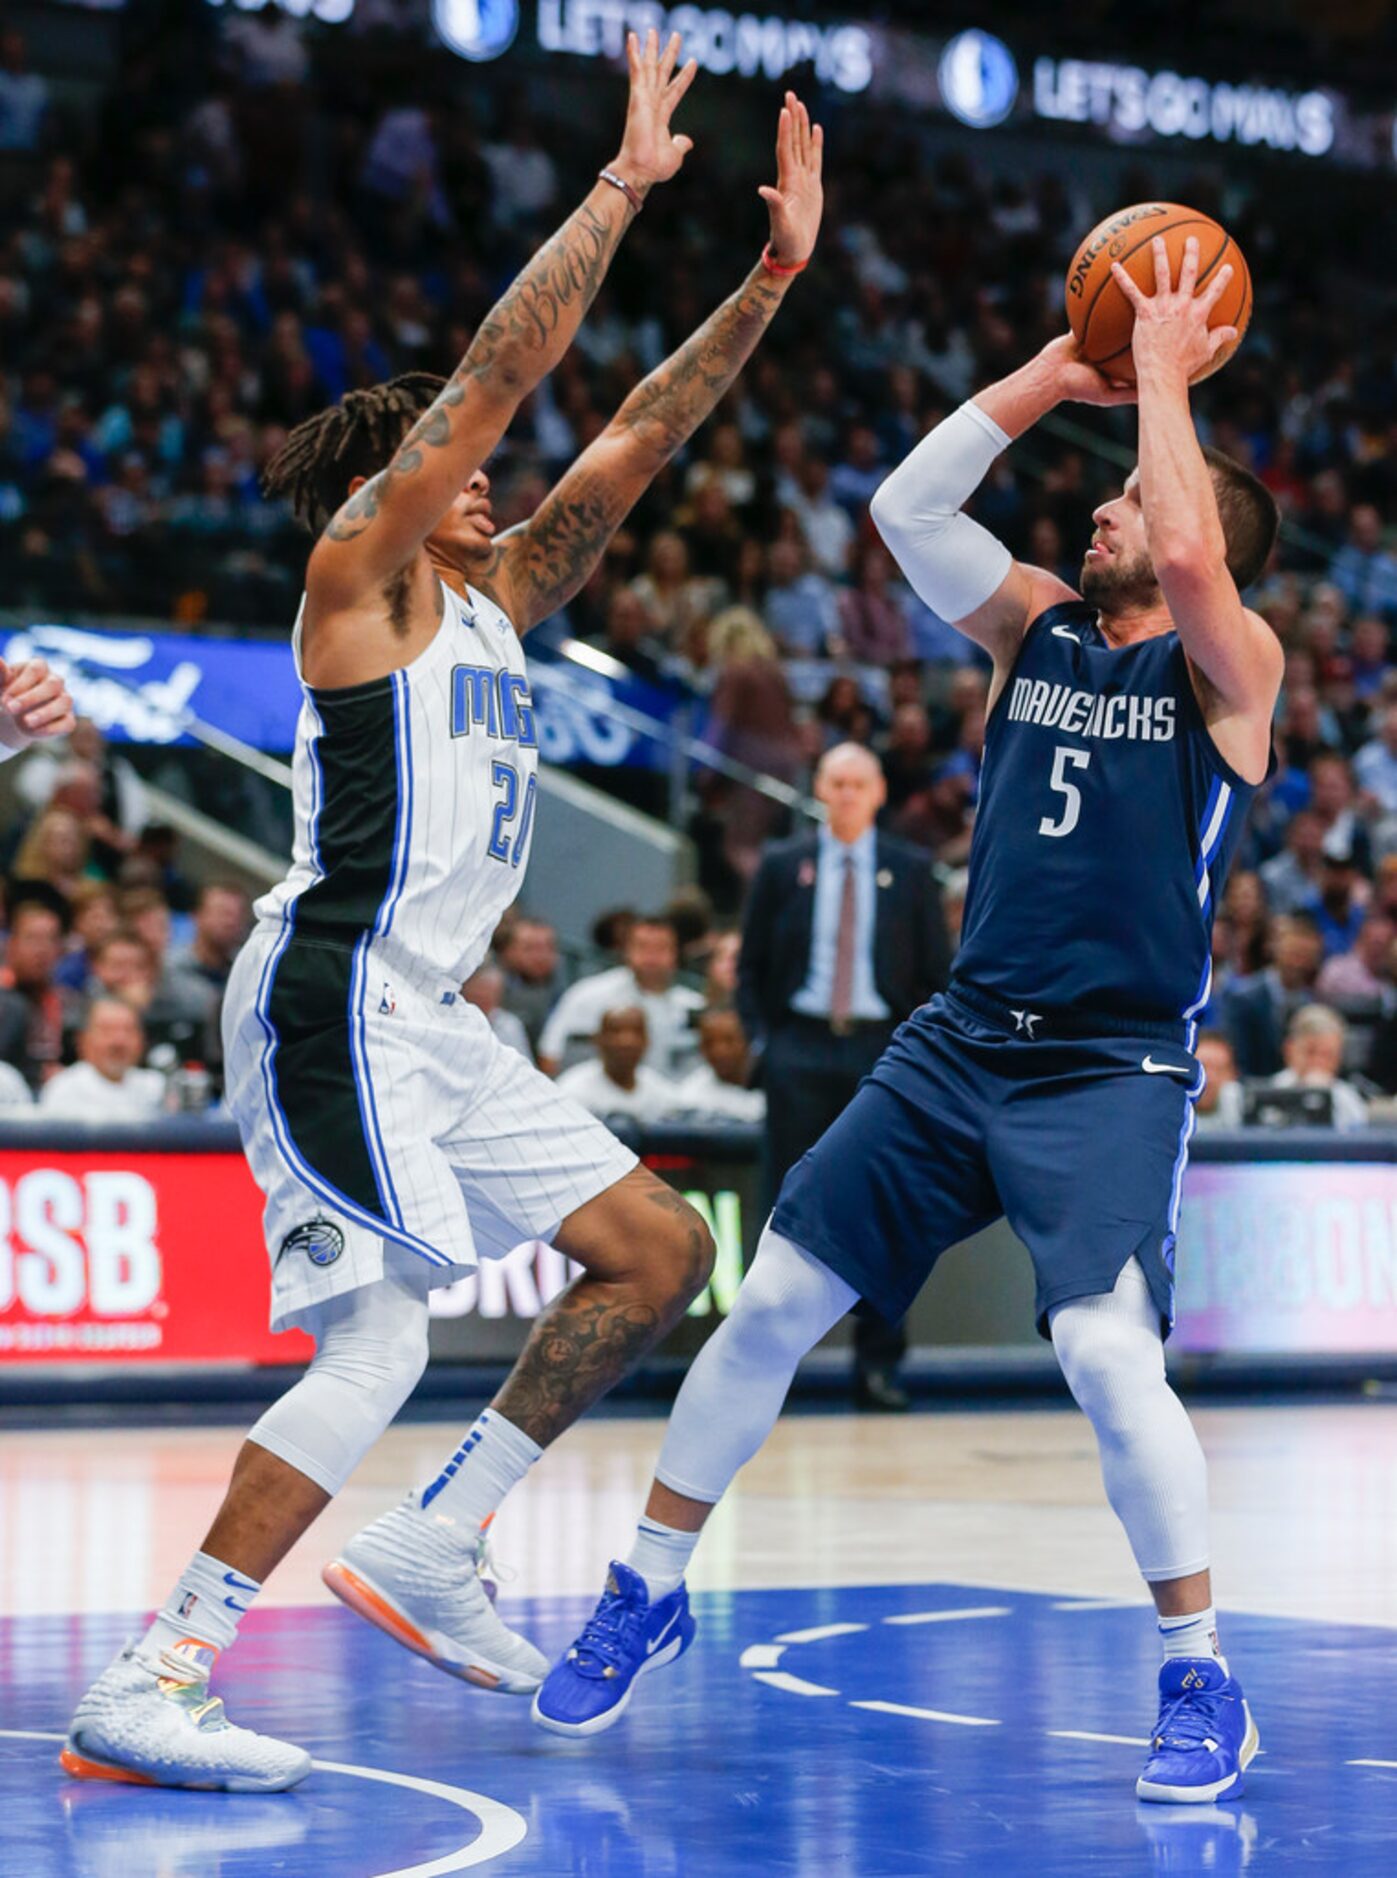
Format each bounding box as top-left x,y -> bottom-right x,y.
313,1310 -> 430,1424
1051,1309 -> 1157,1434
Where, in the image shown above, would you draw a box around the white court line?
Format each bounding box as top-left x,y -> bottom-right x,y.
738,1644 -> 786,1669
751,1671 -> 840,1698
0,1731 -> 527,1876
1350,1759 -> 1397,1769
774,1623 -> 869,1645
851,1701 -> 1000,1728
1048,1730 -> 1150,1747
883,1607 -> 1012,1627
1051,1600 -> 1146,1612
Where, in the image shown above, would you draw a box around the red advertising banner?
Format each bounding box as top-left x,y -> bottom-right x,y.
0,1149 -> 313,1366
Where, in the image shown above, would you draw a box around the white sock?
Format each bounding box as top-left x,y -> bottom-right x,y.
1159,1605 -> 1225,1670
417,1409 -> 540,1541
626,1517 -> 700,1600
139,1550 -> 261,1667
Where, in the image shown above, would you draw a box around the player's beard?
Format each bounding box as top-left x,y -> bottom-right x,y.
1080,547 -> 1161,615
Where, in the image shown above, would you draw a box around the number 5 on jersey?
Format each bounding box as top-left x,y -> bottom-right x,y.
488,761 -> 538,867
1040,746 -> 1090,839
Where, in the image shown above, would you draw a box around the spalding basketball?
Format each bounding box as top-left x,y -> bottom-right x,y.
1065,202 -> 1252,386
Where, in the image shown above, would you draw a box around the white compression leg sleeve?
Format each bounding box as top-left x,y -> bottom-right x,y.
869,400 -> 1014,624
247,1263 -> 432,1498
1049,1258 -> 1210,1583
653,1225 -> 858,1505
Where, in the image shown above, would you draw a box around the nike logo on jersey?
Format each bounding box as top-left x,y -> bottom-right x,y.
646,1609 -> 684,1656
1141,1057 -> 1192,1076
1050,624 -> 1082,644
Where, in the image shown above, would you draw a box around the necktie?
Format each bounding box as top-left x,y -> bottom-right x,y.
830,854 -> 857,1024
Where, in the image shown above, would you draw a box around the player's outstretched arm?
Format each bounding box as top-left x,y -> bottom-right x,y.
477,93 -> 822,634
1112,237 -> 1282,742
871,338 -> 1134,680
306,30 -> 697,606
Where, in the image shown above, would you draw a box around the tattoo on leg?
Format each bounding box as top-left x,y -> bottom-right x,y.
492,1170 -> 715,1448
492,1282 -> 664,1449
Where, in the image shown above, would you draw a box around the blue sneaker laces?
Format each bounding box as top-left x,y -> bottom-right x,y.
568,1576 -> 647,1682
1153,1683 -> 1231,1753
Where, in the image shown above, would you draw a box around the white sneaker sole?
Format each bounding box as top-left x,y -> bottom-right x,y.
322,1557 -> 542,1695
530,1632 -> 688,1739
60,1736 -> 311,1793
1135,1705 -> 1260,1805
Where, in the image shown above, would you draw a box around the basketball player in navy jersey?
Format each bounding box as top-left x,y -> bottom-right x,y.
62,41 -> 827,1792
537,240 -> 1279,1806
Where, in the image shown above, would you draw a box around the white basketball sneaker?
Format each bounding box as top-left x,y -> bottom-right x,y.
323,1493 -> 547,1694
61,1641 -> 312,1792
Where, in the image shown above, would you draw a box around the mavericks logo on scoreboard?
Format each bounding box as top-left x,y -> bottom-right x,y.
938,30 -> 1019,130
432,0 -> 520,62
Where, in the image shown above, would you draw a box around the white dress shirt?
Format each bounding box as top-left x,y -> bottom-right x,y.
791,826 -> 891,1021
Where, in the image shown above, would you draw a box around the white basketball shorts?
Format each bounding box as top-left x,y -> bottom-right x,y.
223,923 -> 638,1332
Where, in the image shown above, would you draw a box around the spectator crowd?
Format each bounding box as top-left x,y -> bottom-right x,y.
1,11 -> 1397,1129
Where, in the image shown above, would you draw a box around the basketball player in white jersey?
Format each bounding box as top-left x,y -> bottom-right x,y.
62,38 -> 823,1790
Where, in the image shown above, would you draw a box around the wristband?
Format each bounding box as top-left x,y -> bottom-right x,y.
760,241 -> 808,279
598,168 -> 644,214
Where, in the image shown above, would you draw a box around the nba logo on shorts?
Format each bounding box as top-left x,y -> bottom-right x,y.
432,0 -> 518,63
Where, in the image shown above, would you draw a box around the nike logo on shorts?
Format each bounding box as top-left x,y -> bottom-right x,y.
1142,1057 -> 1191,1077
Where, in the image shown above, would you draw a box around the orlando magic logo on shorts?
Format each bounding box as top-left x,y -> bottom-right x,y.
280,1220 -> 346,1268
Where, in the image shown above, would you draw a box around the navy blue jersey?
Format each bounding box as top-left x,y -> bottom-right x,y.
953,601 -> 1263,1028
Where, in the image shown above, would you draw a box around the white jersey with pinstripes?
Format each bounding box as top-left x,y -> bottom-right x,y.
254,576 -> 539,989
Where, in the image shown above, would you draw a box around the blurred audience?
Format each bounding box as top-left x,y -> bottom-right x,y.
538,915 -> 702,1078
554,1006 -> 678,1124
40,997 -> 164,1122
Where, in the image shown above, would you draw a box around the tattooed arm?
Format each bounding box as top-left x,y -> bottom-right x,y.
306,30 -> 696,607
478,93 -> 825,635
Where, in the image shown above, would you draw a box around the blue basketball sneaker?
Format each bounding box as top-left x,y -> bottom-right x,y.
531,1562 -> 695,1737
1136,1658 -> 1259,1804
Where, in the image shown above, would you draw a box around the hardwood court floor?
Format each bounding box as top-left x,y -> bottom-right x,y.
3,1402 -> 1397,1875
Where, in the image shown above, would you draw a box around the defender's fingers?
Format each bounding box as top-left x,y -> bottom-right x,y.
812,120 -> 824,176
665,57 -> 698,108
626,30 -> 639,80
659,31 -> 681,83
1207,324 -> 1239,357
1110,261 -> 1147,310
1198,262 -> 1235,314
775,103 -> 793,172
671,134 -> 693,159
643,26 -> 659,71
1151,236 -> 1172,296
1177,234 -> 1201,298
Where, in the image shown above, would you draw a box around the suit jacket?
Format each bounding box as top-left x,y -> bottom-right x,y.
737,831 -> 952,1041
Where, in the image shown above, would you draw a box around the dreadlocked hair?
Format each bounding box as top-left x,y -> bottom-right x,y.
261,372 -> 448,535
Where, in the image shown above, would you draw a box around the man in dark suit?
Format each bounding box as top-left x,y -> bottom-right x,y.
738,742 -> 952,1408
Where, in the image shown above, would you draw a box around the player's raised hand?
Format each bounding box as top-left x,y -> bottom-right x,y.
758,92 -> 824,266
1111,236 -> 1238,386
613,30 -> 698,192
1037,334 -> 1137,408
0,658 -> 76,744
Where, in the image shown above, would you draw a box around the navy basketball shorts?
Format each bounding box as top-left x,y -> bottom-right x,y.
771,985 -> 1204,1339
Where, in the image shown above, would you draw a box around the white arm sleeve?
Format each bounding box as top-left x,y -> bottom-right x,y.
869,399 -> 1014,625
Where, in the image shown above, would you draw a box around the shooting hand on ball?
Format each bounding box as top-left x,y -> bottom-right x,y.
612,30 -> 698,194
1037,334 -> 1137,408
759,92 -> 824,267
1112,236 -> 1238,388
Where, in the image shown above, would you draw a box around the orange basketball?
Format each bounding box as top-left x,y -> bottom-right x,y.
1064,202 -> 1252,386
